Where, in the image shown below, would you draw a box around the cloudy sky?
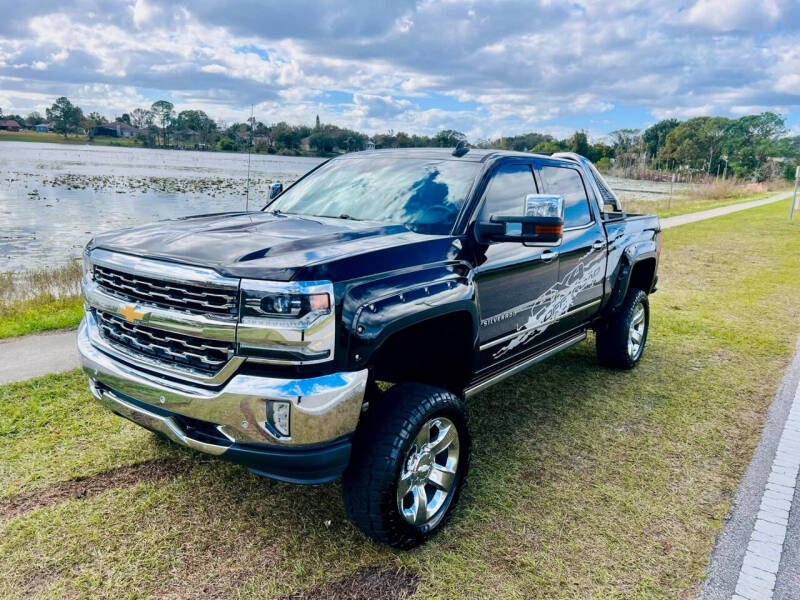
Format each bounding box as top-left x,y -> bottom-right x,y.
1,0 -> 799,140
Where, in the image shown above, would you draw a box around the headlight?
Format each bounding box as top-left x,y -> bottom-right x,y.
238,280 -> 335,364
243,289 -> 330,319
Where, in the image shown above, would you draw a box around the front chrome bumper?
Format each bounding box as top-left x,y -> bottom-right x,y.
78,316 -> 369,451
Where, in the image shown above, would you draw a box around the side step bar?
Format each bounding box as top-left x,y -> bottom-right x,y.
464,331 -> 587,398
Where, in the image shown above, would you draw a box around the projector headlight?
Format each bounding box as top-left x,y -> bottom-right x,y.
238,280 -> 335,364
243,289 -> 330,319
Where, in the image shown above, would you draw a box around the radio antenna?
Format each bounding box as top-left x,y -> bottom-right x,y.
245,103 -> 254,212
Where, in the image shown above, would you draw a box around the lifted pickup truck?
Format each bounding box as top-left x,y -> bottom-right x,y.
78,148 -> 660,548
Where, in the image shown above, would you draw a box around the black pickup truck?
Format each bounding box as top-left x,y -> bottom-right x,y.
78,148 -> 661,548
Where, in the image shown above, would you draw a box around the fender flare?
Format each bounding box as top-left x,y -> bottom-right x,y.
607,240 -> 658,313
341,266 -> 478,369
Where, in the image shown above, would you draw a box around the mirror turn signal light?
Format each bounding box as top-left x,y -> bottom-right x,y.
535,224 -> 564,235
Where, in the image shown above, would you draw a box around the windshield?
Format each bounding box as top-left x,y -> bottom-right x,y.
266,157 -> 480,234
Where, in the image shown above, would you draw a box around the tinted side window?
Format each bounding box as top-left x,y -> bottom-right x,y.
478,163 -> 537,221
539,165 -> 592,227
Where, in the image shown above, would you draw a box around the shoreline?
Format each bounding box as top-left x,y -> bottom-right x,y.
0,132 -> 338,158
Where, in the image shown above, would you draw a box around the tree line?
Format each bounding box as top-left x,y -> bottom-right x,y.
2,97 -> 798,180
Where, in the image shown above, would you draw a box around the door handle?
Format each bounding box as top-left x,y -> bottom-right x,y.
592,240 -> 606,250
541,249 -> 559,262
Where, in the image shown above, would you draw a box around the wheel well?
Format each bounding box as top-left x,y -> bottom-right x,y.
628,258 -> 656,294
369,311 -> 475,393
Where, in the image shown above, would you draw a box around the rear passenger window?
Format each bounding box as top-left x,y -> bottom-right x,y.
539,165 -> 592,228
478,163 -> 537,222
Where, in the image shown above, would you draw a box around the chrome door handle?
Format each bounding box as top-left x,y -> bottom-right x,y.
541,249 -> 559,262
592,240 -> 606,250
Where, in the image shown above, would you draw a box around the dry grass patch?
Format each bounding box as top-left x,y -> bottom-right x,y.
0,458 -> 193,521
280,566 -> 419,600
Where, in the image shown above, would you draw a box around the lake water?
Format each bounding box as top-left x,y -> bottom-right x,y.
0,141 -> 682,273
0,142 -> 324,272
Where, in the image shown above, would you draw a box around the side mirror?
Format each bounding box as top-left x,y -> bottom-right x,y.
269,182 -> 283,199
475,194 -> 564,245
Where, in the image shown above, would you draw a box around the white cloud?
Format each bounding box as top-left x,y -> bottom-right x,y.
684,0 -> 783,32
0,0 -> 797,137
130,0 -> 161,29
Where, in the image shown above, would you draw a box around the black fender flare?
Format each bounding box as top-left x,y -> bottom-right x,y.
606,240 -> 658,313
341,265 -> 478,370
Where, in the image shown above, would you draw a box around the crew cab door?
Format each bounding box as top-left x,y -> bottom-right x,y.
536,161 -> 606,335
472,160 -> 559,371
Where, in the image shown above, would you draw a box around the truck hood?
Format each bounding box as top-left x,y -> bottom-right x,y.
91,211 -> 446,281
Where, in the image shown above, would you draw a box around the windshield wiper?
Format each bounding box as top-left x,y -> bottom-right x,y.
305,213 -> 363,221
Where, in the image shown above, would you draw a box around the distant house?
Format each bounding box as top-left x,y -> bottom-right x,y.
34,124 -> 50,132
365,139 -> 376,151
0,120 -> 21,131
91,121 -> 137,138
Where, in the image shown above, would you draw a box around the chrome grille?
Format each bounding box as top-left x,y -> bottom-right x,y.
96,310 -> 234,374
94,265 -> 237,315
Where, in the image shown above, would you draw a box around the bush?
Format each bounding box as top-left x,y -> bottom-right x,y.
216,136 -> 236,151
595,157 -> 612,172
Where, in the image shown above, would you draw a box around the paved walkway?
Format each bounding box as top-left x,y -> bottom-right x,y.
660,191 -> 792,229
701,339 -> 800,600
0,329 -> 79,384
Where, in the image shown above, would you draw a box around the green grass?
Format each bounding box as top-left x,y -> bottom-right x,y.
0,130 -> 143,147
0,262 -> 83,339
2,200 -> 800,598
0,296 -> 83,339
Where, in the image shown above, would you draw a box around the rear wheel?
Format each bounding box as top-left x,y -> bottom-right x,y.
596,287 -> 649,369
342,383 -> 470,548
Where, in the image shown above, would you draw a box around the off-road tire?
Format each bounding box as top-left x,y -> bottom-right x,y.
342,383 -> 471,549
596,287 -> 649,369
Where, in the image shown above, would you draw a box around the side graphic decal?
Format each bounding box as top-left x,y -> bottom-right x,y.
491,248 -> 606,359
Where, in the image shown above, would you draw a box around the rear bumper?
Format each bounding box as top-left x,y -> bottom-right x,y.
78,316 -> 368,483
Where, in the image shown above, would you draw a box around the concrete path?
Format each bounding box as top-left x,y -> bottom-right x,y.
0,329 -> 79,384
700,338 -> 800,600
660,191 -> 792,229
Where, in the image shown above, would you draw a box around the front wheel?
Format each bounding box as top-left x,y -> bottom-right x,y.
342,383 -> 471,549
596,287 -> 649,369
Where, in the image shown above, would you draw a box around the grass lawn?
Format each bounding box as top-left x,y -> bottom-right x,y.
0,130 -> 143,147
0,296 -> 83,339
0,262 -> 83,339
1,200 -> 800,598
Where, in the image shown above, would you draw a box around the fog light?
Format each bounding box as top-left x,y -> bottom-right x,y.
267,400 -> 291,437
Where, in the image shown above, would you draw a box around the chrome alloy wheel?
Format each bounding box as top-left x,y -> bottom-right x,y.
397,417 -> 460,527
627,302 -> 646,360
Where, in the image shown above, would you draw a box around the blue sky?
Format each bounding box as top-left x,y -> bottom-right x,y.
1,0 -> 799,141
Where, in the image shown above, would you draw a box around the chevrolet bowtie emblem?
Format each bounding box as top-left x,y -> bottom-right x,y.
118,304 -> 145,323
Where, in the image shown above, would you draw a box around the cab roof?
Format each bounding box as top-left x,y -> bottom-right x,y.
336,147 -> 572,164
